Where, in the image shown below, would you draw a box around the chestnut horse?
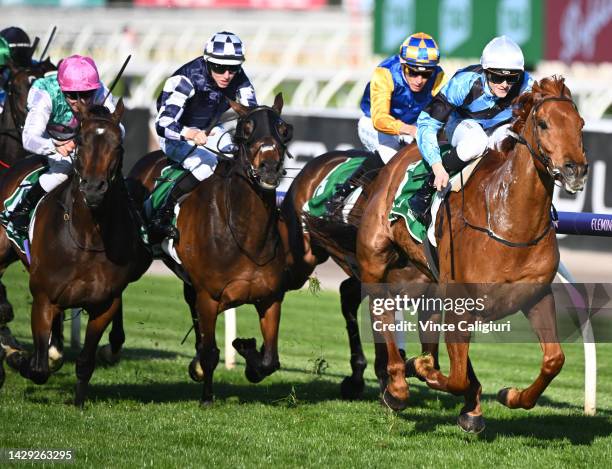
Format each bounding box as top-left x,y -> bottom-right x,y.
0,101 -> 151,405
128,94 -> 291,404
357,76 -> 588,432
0,59 -> 56,173
280,151 -> 432,400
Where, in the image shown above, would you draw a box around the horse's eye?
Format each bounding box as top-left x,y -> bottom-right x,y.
538,120 -> 548,130
277,121 -> 293,143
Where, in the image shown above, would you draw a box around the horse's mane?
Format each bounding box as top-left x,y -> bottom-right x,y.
499,75 -> 571,153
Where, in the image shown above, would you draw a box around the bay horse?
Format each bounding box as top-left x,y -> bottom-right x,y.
0,100 -> 151,405
356,76 -> 588,432
0,59 -> 56,173
0,59 -> 56,354
128,94 -> 291,404
279,151 -> 432,400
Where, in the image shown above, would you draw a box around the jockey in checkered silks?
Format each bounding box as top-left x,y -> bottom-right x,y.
4,55 -> 121,237
330,33 -> 446,206
149,31 -> 258,242
409,36 -> 535,223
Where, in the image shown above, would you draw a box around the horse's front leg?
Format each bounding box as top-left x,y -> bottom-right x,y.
0,238 -> 21,355
339,276 -> 367,400
97,298 -> 125,366
74,297 -> 122,407
498,292 -> 564,410
48,312 -> 65,372
242,297 -> 282,383
0,343 -> 6,389
184,283 -> 205,382
9,294 -> 61,385
194,290 -> 220,405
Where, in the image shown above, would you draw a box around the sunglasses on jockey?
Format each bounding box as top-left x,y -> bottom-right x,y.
402,64 -> 434,79
208,62 -> 241,75
63,89 -> 97,101
486,69 -> 522,85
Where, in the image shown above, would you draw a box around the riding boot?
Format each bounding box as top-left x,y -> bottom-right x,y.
149,172 -> 201,243
9,181 -> 46,237
326,151 -> 384,214
408,148 -> 468,224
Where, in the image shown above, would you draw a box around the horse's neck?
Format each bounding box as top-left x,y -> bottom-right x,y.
226,172 -> 278,250
484,144 -> 554,237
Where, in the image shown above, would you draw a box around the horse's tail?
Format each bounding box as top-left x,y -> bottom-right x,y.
302,213 -> 357,259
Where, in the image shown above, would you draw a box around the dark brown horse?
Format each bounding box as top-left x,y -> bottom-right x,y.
0,101 -> 151,405
128,94 -> 291,404
279,150 -> 433,400
356,76 -> 588,432
0,59 -> 56,172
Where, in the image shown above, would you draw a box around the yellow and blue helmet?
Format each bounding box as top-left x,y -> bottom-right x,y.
399,32 -> 440,69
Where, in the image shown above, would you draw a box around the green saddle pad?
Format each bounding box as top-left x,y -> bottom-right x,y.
303,156 -> 366,218
144,164 -> 187,222
0,167 -> 46,255
388,145 -> 451,243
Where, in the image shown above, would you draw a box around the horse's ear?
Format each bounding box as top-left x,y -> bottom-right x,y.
272,93 -> 284,114
112,98 -> 124,124
228,98 -> 249,116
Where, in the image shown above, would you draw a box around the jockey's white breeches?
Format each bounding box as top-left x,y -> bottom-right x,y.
357,115 -> 415,164
448,119 -> 511,162
160,124 -> 234,182
39,152 -> 72,193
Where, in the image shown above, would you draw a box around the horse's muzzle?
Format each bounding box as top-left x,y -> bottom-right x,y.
79,179 -> 109,207
559,162 -> 588,194
257,160 -> 283,190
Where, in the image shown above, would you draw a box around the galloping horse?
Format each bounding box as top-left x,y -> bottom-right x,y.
357,76 -> 588,432
128,94 -> 291,404
280,151 -> 431,400
0,101 -> 151,405
0,59 -> 56,172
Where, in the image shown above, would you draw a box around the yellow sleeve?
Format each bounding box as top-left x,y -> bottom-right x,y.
370,67 -> 403,135
431,70 -> 447,96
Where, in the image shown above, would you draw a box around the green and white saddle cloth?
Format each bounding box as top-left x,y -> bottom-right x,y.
303,156 -> 366,218
0,167 -> 47,256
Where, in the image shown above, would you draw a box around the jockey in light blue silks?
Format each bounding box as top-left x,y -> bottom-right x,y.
6,54 -> 120,236
149,30 -> 258,243
409,36 -> 535,223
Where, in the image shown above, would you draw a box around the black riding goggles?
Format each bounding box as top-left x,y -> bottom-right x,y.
403,65 -> 434,79
209,63 -> 241,75
486,70 -> 522,85
63,89 -> 96,101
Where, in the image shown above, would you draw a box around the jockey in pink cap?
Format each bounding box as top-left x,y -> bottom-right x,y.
5,54 -> 122,236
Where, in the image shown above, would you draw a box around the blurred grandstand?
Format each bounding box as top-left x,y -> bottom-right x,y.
3,4 -> 612,123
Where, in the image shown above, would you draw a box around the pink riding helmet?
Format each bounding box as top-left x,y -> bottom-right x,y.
57,55 -> 101,92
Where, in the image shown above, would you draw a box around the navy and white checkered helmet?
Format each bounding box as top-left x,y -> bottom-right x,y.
203,31 -> 245,65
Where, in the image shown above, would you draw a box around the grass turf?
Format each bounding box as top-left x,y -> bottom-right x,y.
1,263 -> 611,468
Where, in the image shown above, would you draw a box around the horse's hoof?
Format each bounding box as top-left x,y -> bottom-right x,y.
497,387 -> 511,407
188,357 -> 204,382
245,365 -> 265,384
97,344 -> 121,367
48,346 -> 64,373
380,387 -> 408,412
200,397 -> 214,407
74,382 -> 88,409
232,337 -> 257,356
5,350 -> 26,372
457,413 -> 485,434
30,369 -> 50,385
405,358 -> 426,382
340,376 -> 365,400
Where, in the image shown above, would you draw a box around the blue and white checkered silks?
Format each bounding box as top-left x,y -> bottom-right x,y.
203,31 -> 245,65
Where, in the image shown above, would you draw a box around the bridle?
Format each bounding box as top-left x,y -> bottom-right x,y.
233,105 -> 293,186
506,94 -> 579,181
